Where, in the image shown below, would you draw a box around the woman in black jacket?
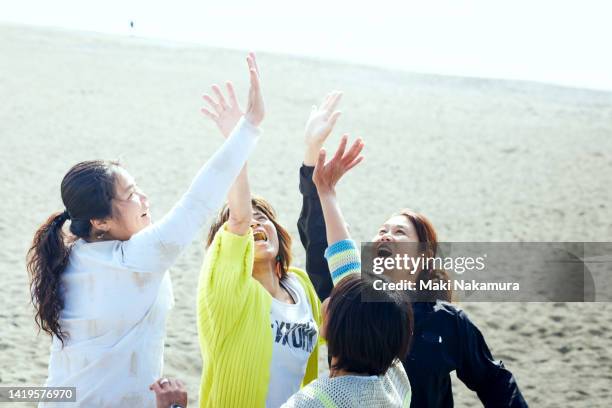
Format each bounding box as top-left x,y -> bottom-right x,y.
296,92 -> 528,407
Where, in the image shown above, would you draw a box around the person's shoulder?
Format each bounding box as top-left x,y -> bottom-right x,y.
428,301 -> 485,335
415,300 -> 472,324
288,267 -> 318,298
280,380 -> 325,408
416,300 -> 461,315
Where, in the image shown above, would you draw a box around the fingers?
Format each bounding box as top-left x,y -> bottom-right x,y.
343,138 -> 364,164
327,92 -> 343,113
202,94 -> 221,114
226,81 -> 239,107
313,148 -> 327,179
345,155 -> 364,172
249,51 -> 260,75
150,381 -> 162,393
328,111 -> 342,128
322,92 -> 332,110
246,54 -> 260,91
332,135 -> 348,162
200,107 -> 218,121
322,91 -> 342,115
211,84 -> 228,109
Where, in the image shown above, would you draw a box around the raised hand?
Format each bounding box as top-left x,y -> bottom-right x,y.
245,52 -> 264,127
313,135 -> 364,196
201,82 -> 243,138
304,91 -> 343,165
201,52 -> 264,137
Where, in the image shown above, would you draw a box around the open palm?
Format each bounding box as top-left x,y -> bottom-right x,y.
313,135 -> 364,196
201,52 -> 264,138
304,91 -> 343,147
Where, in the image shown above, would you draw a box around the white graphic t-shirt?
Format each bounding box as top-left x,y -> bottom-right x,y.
266,274 -> 319,408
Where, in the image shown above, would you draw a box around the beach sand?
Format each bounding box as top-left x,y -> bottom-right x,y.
1,23 -> 611,407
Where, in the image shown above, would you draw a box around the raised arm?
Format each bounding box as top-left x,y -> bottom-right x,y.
201,53 -> 263,235
312,136 -> 364,285
312,135 -> 364,244
298,92 -> 343,300
197,55 -> 266,343
121,53 -> 264,273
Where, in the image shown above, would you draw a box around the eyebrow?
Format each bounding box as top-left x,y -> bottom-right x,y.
383,224 -> 409,231
123,183 -> 136,194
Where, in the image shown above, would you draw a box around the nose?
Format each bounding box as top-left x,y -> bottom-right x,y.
139,191 -> 149,206
380,233 -> 393,242
250,219 -> 261,229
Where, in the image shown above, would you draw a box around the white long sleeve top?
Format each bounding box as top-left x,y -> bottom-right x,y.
40,118 -> 260,408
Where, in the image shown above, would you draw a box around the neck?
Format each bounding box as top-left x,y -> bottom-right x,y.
253,259 -> 287,301
389,267 -> 419,284
329,357 -> 368,378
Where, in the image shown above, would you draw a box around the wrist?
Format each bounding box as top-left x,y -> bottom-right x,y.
304,144 -> 323,166
318,189 -> 337,200
244,113 -> 262,128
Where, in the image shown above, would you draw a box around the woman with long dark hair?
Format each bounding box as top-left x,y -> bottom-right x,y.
27,53 -> 264,407
297,97 -> 528,407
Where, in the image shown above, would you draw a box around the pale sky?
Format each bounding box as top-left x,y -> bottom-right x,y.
2,0 -> 611,91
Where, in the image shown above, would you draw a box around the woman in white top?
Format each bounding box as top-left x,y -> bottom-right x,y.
26,53 -> 264,407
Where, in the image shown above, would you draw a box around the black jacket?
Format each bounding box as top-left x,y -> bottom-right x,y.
297,165 -> 528,408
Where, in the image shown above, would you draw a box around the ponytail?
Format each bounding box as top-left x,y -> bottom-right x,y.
27,210 -> 72,345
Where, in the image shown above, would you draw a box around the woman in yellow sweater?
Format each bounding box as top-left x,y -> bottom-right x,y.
196,57 -> 334,407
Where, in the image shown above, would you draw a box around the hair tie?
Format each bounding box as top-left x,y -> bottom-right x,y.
61,210 -> 71,221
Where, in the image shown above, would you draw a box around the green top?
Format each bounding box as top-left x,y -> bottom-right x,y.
197,223 -> 322,407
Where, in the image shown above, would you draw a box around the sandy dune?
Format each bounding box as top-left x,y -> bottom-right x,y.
1,23 -> 611,407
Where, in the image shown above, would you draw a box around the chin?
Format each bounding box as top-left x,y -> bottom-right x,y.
253,246 -> 276,261
141,215 -> 152,227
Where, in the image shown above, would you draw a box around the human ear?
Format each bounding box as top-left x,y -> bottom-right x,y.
90,218 -> 111,233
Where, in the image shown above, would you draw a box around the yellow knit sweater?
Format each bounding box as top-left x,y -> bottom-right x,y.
197,224 -> 322,407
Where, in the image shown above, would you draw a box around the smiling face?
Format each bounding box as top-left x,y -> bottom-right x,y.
205,196 -> 293,279
370,214 -> 425,280
97,167 -> 151,241
251,206 -> 280,262
372,214 -> 419,257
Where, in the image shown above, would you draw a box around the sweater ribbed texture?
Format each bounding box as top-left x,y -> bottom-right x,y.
197,224 -> 321,407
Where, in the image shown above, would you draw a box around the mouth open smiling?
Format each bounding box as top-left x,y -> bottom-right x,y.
376,244 -> 393,258
253,230 -> 268,242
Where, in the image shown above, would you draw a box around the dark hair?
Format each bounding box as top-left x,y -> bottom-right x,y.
26,160 -> 120,345
325,275 -> 413,376
395,208 -> 452,302
206,196 -> 292,279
